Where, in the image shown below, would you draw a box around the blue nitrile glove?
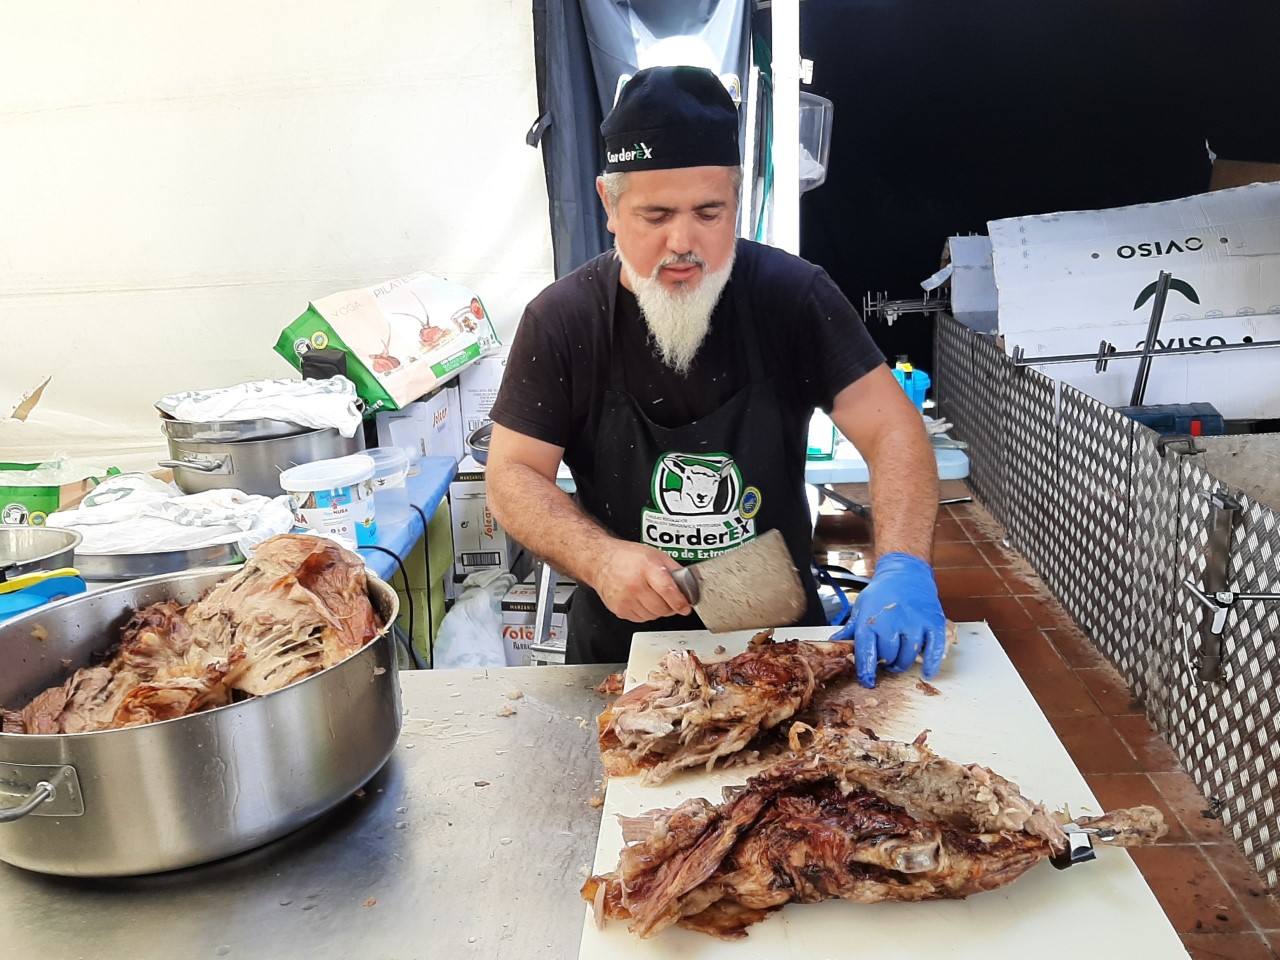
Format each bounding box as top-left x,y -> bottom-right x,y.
830,552 -> 947,688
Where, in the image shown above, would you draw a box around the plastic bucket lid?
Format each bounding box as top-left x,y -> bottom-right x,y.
365,446 -> 410,483
279,454 -> 375,492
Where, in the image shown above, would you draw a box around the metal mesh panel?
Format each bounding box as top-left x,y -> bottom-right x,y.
934,311 -> 1280,888
934,315 -> 973,445
1055,386 -> 1135,660
933,314 -> 965,426
1002,368 -> 1064,596
1217,495 -> 1280,887
1126,427 -> 1182,721
966,332 -> 1008,526
1166,459 -> 1218,777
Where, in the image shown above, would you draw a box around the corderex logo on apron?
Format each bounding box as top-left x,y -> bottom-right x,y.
641,452 -> 761,562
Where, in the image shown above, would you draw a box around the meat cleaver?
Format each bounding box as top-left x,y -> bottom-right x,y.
669,529 -> 808,633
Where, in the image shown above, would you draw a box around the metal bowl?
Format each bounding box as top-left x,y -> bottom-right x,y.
0,566 -> 400,876
0,527 -> 82,580
467,420 -> 493,465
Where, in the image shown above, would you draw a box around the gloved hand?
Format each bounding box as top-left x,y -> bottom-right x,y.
830,552 -> 947,688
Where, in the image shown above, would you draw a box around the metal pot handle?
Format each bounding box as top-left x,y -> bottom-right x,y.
0,763 -> 83,822
0,781 -> 54,823
158,458 -> 228,473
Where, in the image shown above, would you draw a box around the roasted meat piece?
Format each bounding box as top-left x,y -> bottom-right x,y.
2,666 -> 125,735
597,631 -> 855,783
189,533 -> 379,695
4,535 -> 382,734
584,726 -> 1166,939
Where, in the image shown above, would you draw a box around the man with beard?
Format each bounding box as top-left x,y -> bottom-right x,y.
486,66 -> 944,687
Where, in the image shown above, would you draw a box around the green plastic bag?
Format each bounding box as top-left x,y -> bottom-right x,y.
275,273 -> 500,415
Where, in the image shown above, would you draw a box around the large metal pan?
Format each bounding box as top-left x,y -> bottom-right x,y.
159,427 -> 363,496
0,527 -> 82,581
0,566 -> 400,876
73,541 -> 245,582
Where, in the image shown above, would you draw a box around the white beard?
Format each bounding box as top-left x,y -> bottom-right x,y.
617,243 -> 736,375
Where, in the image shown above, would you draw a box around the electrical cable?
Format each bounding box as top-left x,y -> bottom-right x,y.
360,544 -> 427,670
410,503 -> 436,668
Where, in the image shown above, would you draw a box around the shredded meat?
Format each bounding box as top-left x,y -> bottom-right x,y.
584,726 -> 1167,940
595,672 -> 625,697
597,630 -> 855,783
3,535 -> 381,735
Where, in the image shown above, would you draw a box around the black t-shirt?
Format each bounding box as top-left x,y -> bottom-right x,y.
490,239 -> 885,480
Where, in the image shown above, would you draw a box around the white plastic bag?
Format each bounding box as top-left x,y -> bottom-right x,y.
433,569 -> 516,669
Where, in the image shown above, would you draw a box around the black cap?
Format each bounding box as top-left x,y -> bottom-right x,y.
600,66 -> 739,173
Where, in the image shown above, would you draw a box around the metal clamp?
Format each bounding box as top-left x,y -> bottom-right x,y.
1050,829 -> 1097,870
1183,578 -> 1280,681
1155,434 -> 1203,459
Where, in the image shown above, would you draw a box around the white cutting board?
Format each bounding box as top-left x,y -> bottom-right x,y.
578,624 -> 1189,959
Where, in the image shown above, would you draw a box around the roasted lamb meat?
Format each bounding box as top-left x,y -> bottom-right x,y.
584,726 -> 1166,940
2,535 -> 382,735
597,630 -> 856,783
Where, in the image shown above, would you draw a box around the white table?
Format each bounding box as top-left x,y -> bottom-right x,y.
577,625 -> 1188,959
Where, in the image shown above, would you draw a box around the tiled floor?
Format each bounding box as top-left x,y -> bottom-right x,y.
814,493 -> 1280,960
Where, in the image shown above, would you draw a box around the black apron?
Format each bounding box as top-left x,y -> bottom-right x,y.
565,260 -> 827,664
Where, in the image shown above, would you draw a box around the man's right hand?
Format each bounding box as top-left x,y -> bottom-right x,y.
594,541 -> 693,623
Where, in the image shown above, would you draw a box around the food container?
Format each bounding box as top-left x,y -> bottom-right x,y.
160,427 -> 363,497
0,567 -> 400,876
0,527 -> 82,581
366,446 -> 410,511
280,454 -> 377,548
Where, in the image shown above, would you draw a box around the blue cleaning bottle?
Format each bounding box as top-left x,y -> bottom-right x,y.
892,356 -> 931,411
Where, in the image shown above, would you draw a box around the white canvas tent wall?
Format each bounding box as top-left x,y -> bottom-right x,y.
0,1 -> 553,472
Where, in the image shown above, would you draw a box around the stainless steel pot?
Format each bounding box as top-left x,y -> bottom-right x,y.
157,412 -> 307,443
0,567 -> 400,876
160,428 -> 363,496
0,527 -> 82,581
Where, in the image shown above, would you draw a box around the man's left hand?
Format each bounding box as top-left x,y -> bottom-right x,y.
829,552 -> 947,688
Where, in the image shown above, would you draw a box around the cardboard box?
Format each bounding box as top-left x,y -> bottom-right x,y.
988,182 -> 1280,419
449,456 -> 530,586
375,383 -> 464,463
500,580 -> 574,666
450,479 -> 515,579
457,352 -> 509,439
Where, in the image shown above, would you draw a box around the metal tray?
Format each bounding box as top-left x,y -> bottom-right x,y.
73,541 -> 245,582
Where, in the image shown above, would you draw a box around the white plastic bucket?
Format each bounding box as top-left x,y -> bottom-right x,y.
279,454 -> 377,548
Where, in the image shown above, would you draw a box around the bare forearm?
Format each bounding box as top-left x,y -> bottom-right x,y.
867,427 -> 938,563
486,461 -> 614,588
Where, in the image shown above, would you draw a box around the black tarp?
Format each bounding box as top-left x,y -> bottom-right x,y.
531,0 -> 612,277
532,0 -> 750,278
